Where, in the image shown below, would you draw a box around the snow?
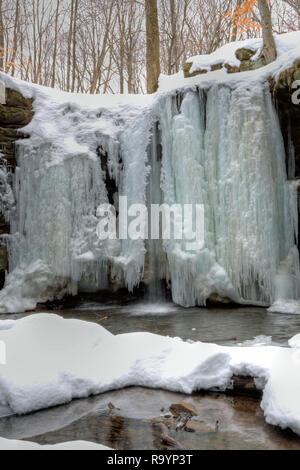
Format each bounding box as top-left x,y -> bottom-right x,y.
0,319 -> 16,330
1,314 -> 300,436
159,30 -> 300,94
0,261 -> 68,313
0,31 -> 298,312
188,37 -> 263,73
186,31 -> 300,75
268,300 -> 300,315
289,334 -> 300,348
0,437 -> 111,450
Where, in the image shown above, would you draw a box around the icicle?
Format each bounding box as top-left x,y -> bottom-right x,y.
158,84 -> 299,307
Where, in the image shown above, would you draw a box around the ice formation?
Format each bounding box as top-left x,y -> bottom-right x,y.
1,314 -> 300,436
0,30 -> 298,311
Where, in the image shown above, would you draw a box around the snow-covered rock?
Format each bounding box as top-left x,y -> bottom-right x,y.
185,31 -> 300,75
159,30 -> 300,93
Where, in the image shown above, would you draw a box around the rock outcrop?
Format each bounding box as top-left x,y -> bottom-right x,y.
0,87 -> 33,287
183,48 -> 265,78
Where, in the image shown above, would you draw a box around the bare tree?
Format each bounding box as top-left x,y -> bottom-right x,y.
0,0 -> 4,71
145,0 -> 160,93
282,0 -> 300,27
0,0 -> 297,93
51,0 -> 60,88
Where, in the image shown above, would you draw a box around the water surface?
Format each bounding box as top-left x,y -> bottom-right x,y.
1,302 -> 300,450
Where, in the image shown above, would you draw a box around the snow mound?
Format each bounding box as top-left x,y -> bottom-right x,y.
289,334 -> 300,348
268,300 -> 300,315
1,314 -> 300,436
0,437 -> 111,450
0,320 -> 16,331
0,261 -> 68,313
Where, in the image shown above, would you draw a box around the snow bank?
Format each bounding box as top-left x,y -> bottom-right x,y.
1,314 -> 300,436
0,261 -> 68,313
0,437 -> 111,450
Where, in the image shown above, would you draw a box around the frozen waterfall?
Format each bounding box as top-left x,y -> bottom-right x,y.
0,81 -> 299,312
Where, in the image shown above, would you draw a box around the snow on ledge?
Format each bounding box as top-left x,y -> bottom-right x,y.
158,30 -> 300,94
186,31 -> 300,74
0,314 -> 300,437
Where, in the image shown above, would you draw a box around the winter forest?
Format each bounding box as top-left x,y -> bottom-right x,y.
0,0 -> 300,453
1,0 -> 299,93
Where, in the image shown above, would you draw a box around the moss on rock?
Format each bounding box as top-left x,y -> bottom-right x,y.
235,48 -> 256,61
0,105 -> 33,126
5,89 -> 32,110
211,63 -> 223,71
183,62 -> 208,78
240,57 -> 266,72
225,63 -> 240,74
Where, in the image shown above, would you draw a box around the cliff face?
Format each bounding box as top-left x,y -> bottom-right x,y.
0,88 -> 33,282
0,88 -> 33,170
272,61 -> 300,177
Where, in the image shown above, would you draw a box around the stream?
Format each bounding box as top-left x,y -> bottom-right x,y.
1,302 -> 300,450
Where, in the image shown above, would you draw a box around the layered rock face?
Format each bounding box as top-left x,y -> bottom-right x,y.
273,61 -> 300,177
0,88 -> 33,284
0,88 -> 33,170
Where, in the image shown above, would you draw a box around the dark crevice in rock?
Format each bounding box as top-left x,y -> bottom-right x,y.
97,145 -> 118,206
271,62 -> 300,254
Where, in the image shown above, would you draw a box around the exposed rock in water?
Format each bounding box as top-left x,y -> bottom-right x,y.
170,402 -> 198,417
184,420 -> 215,433
208,293 -> 232,305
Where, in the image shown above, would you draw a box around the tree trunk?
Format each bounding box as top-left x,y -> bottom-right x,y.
145,0 -> 160,94
169,0 -> 178,74
257,0 -> 277,64
66,0 -> 74,91
51,0 -> 60,88
0,0 -> 4,71
11,0 -> 19,77
71,0 -> 79,92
